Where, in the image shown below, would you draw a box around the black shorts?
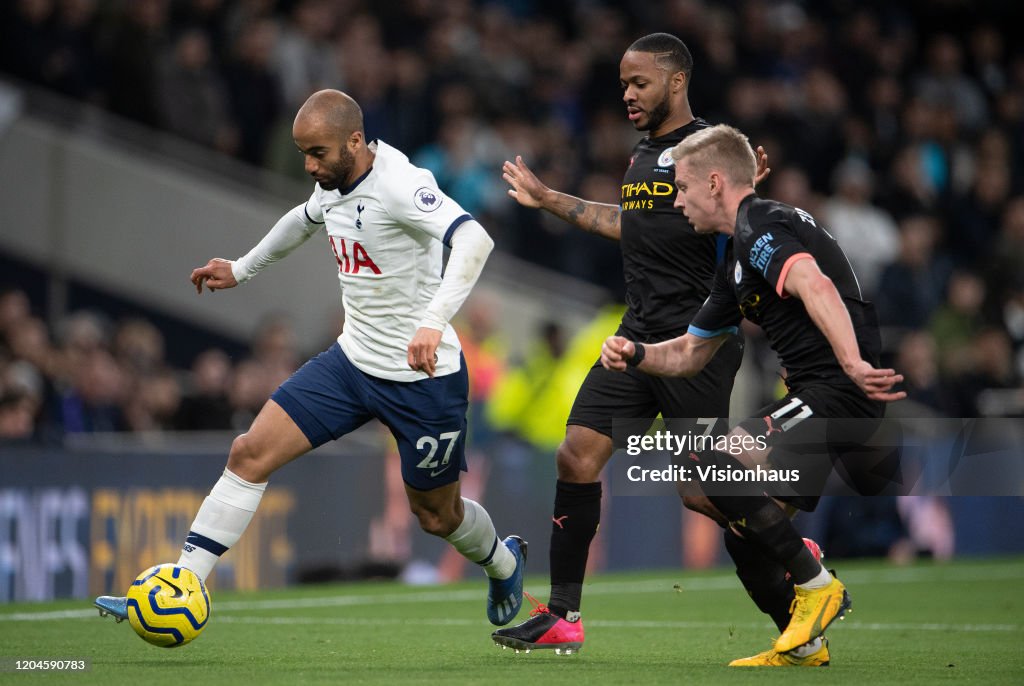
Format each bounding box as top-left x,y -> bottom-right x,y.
738,383 -> 886,511
567,328 -> 744,438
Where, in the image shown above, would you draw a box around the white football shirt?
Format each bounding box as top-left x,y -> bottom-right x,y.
303,140 -> 470,382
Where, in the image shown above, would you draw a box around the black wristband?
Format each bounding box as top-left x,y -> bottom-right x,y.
625,342 -> 645,367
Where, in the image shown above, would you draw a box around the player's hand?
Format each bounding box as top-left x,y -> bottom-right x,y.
753,145 -> 771,187
408,327 -> 443,377
502,155 -> 549,209
844,359 -> 906,402
191,258 -> 238,294
601,336 -> 635,372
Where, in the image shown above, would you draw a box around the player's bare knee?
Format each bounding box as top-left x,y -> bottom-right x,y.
409,501 -> 458,537
227,433 -> 269,482
555,440 -> 600,482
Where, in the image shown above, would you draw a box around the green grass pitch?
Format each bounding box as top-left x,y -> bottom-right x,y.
1,556 -> 1021,685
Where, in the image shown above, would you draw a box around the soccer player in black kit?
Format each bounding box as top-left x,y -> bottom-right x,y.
602,124 -> 906,666
492,33 -> 769,654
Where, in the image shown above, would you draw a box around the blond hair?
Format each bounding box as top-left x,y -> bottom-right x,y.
670,124 -> 756,187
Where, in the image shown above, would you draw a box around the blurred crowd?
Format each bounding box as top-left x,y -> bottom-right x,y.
1,0 -> 1023,443
0,287 -> 307,439
0,278 -> 578,444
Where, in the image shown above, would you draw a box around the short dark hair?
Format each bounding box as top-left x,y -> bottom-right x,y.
627,33 -> 693,80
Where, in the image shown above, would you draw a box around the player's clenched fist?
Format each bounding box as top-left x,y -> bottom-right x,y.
191,258 -> 238,294
408,327 -> 443,377
601,336 -> 636,372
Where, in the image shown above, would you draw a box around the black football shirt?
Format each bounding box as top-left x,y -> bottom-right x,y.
689,194 -> 881,390
619,118 -> 722,339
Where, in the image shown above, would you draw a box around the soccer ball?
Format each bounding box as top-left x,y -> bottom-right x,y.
126,564 -> 211,648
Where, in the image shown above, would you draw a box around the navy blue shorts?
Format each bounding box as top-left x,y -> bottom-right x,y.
271,343 -> 469,491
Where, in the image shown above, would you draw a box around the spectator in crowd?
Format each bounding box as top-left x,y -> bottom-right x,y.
48,0 -> 102,101
989,197 -> 1024,301
57,348 -> 125,433
0,388 -> 37,439
928,270 -> 988,377
951,156 -> 1012,268
385,49 -> 435,156
0,289 -> 32,343
170,0 -> 229,63
878,144 -> 943,222
914,33 -> 989,135
876,215 -> 952,330
104,0 -> 168,128
863,75 -> 904,164
950,328 -> 1021,417
5,316 -> 56,387
250,314 -> 301,390
822,157 -> 900,297
227,358 -> 270,431
176,348 -> 234,430
113,318 -> 166,376
157,28 -> 238,153
272,0 -> 341,110
764,166 -> 822,217
790,68 -> 849,194
895,330 -> 954,417
969,25 -> 1008,101
123,367 -> 182,432
224,17 -> 283,166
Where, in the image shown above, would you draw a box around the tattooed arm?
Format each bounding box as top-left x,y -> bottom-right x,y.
502,155 -> 622,240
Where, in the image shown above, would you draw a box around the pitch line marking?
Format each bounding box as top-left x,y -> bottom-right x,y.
212,615 -> 1020,633
2,563 -> 1020,623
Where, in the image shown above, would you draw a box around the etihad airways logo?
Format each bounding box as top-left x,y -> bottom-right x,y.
620,181 -> 675,210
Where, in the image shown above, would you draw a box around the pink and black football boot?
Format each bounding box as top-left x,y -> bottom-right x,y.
492,592 -> 584,655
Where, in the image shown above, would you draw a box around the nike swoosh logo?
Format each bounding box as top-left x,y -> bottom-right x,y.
430,465 -> 451,477
155,574 -> 185,599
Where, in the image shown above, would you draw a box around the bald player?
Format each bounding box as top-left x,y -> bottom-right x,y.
94,90 -> 528,628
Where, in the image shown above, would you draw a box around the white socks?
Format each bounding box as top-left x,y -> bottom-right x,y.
445,498 -> 515,579
178,479 -> 512,585
177,469 -> 267,582
795,565 -> 832,591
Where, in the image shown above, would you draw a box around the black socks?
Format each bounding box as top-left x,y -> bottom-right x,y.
723,526 -> 795,631
547,480 -> 601,618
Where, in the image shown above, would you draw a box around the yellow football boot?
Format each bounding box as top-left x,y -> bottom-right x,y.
774,575 -> 850,653
729,638 -> 830,667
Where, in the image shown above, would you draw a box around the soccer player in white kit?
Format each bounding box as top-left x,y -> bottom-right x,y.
95,90 -> 527,628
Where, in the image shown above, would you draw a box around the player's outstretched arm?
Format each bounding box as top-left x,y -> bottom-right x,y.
191,258 -> 238,293
782,257 -> 906,402
200,203 -> 323,293
601,332 -> 725,378
502,155 -> 621,240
